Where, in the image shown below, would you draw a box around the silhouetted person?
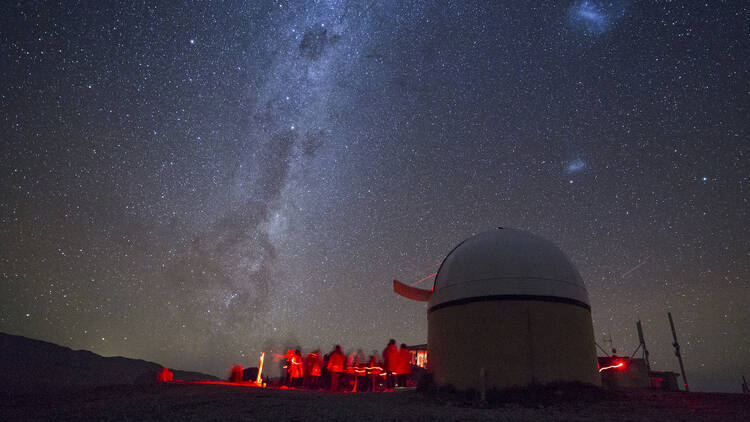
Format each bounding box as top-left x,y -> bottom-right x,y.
321,353 -> 330,390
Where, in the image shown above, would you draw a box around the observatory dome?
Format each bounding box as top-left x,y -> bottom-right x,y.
429,228 -> 590,310
393,227 -> 601,390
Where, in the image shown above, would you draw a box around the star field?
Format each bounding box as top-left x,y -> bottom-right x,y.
1,1 -> 748,392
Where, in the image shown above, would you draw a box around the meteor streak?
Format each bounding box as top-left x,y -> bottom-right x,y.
622,256 -> 649,278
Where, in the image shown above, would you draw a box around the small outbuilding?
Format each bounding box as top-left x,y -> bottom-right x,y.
394,228 -> 600,390
598,356 -> 649,390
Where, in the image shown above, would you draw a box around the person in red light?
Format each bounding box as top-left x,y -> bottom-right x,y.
310,350 -> 322,389
353,349 -> 367,392
303,350 -> 321,389
327,345 -> 346,392
157,367 -> 173,383
383,339 -> 399,390
229,365 -> 243,383
366,354 -> 380,392
286,349 -> 303,387
396,343 -> 412,388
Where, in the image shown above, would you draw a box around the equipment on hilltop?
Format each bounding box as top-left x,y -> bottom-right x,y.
668,312 -> 689,392
630,320 -> 651,386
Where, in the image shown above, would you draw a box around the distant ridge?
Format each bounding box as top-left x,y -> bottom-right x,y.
0,332 -> 219,393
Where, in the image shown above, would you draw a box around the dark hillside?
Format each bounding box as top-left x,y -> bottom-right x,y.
0,332 -> 218,393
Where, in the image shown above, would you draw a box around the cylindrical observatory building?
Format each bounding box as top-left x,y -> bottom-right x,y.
394,228 -> 600,390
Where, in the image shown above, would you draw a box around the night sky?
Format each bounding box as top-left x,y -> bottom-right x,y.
1,1 -> 748,393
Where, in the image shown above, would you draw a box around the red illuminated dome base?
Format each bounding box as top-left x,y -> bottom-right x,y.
396,228 -> 601,391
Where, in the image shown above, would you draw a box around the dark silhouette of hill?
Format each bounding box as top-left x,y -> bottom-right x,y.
0,332 -> 218,393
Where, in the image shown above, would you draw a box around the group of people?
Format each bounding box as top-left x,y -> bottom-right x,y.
281,339 -> 413,392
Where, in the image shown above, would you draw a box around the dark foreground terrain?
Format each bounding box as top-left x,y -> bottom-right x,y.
2,333 -> 748,421
2,383 -> 749,421
0,332 -> 218,394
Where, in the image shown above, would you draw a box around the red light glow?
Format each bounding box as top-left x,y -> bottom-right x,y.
598,362 -> 625,373
256,352 -> 265,384
157,368 -> 173,383
229,365 -> 244,382
176,380 -> 264,388
410,272 -> 438,286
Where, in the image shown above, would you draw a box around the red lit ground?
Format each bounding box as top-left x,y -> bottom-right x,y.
3,382 -> 750,421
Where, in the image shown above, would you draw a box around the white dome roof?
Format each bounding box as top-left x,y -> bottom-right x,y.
429,228 -> 590,309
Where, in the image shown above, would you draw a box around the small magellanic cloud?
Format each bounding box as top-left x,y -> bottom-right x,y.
565,158 -> 585,173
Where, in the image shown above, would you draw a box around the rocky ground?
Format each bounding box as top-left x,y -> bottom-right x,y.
2,382 -> 749,421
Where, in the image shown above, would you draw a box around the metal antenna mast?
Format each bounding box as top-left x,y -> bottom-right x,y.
631,320 -> 651,385
668,312 -> 689,392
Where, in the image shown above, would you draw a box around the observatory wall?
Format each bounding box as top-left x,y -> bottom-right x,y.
428,299 -> 600,390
